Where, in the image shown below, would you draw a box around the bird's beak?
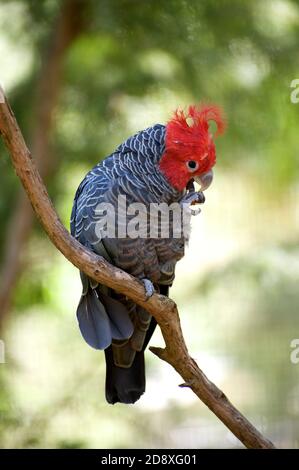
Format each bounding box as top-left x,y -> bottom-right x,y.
194,170 -> 213,191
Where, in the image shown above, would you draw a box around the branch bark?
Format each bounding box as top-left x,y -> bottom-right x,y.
0,90 -> 276,449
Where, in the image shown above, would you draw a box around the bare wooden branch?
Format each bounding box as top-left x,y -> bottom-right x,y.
0,91 -> 275,449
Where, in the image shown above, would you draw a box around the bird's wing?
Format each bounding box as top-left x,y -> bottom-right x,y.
70,124 -> 185,363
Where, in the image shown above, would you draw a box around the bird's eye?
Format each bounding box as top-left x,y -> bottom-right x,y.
186,160 -> 198,172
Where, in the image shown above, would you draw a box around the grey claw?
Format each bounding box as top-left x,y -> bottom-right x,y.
142,278 -> 155,299
180,191 -> 205,206
191,206 -> 201,216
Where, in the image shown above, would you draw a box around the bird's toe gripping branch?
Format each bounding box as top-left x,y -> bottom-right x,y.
142,278 -> 155,299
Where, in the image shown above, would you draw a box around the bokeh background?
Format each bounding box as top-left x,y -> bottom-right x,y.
0,0 -> 299,449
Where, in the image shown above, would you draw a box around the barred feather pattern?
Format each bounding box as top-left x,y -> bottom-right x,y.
70,124 -> 187,281
70,124 -> 189,402
71,125 -> 181,237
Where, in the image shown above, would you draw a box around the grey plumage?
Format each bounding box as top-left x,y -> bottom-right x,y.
71,124 -> 188,404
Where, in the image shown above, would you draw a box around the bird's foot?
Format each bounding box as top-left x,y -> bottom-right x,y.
180,191 -> 204,216
142,278 -> 155,299
180,190 -> 205,206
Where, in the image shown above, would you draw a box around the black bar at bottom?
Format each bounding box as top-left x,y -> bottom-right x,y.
0,448 -> 294,466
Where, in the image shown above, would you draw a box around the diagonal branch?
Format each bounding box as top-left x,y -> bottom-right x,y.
0,90 -> 275,449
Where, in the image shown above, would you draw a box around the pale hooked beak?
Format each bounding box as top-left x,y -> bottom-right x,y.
194,170 -> 214,191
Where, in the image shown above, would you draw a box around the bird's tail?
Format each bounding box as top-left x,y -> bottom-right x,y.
104,286 -> 169,405
105,315 -> 157,404
104,346 -> 146,404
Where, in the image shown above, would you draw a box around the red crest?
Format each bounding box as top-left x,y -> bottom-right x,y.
159,104 -> 226,190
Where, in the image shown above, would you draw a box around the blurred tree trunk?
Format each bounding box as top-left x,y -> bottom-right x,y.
0,0 -> 88,328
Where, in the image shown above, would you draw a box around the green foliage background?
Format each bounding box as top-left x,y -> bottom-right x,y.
0,0 -> 299,448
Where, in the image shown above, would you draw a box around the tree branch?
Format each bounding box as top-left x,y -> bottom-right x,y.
0,90 -> 275,449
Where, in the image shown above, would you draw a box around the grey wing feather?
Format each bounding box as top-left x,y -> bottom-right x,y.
98,291 -> 134,340
76,289 -> 112,350
77,276 -> 134,350
71,124 -> 184,361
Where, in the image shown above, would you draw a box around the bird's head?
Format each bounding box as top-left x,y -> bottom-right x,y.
159,104 -> 226,192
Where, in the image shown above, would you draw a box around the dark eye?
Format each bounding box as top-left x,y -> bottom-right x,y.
186,160 -> 198,172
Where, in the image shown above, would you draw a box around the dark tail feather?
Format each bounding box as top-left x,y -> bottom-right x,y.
104,284 -> 168,405
105,346 -> 145,404
104,314 -> 159,404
